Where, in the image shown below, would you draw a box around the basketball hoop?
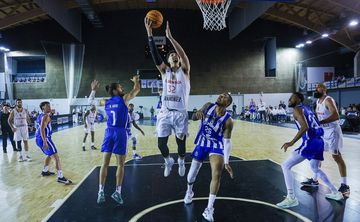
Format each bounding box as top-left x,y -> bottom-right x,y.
196,0 -> 231,31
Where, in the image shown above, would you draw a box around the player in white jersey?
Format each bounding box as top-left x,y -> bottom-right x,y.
301,83 -> 350,196
8,99 -> 31,162
145,18 -> 190,177
127,103 -> 145,160
82,105 -> 97,151
183,93 -> 234,222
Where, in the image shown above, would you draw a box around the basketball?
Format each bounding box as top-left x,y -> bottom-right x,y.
146,10 -> 163,28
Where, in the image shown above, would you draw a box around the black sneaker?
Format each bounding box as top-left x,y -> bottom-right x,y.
41,171 -> 55,176
57,177 -> 73,185
91,146 -> 97,150
301,178 -> 319,187
82,146 -> 86,151
338,183 -> 350,197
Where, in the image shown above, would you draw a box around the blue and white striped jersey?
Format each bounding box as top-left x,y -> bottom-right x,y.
194,103 -> 231,149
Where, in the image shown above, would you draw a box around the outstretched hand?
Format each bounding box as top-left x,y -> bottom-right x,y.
144,17 -> 153,35
281,142 -> 293,152
225,164 -> 234,179
165,21 -> 173,39
130,74 -> 140,83
91,80 -> 100,91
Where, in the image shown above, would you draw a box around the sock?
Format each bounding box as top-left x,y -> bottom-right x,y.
164,156 -> 171,164
43,166 -> 49,172
287,189 -> 295,199
99,184 -> 104,193
207,194 -> 216,209
187,183 -> 193,193
132,150 -> 136,155
25,151 -> 29,157
91,142 -> 94,146
313,173 -> 318,181
57,170 -> 63,178
341,177 -> 347,185
178,158 -> 184,165
116,186 -> 121,194
82,143 -> 85,147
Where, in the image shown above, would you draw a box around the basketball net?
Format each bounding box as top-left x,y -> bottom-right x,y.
196,0 -> 231,31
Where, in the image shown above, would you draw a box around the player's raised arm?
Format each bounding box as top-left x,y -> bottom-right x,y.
124,75 -> 141,104
166,21 -> 190,76
145,17 -> 167,75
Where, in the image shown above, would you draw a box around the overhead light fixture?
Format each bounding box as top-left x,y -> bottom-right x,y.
321,33 -> 329,38
306,40 -> 312,44
0,46 -> 10,52
295,43 -> 305,48
349,19 -> 359,27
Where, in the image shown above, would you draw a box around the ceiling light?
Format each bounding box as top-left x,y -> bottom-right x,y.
321,33 -> 329,38
349,20 -> 359,27
306,40 -> 312,44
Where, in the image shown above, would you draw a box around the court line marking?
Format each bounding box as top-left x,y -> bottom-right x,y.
42,165 -> 98,222
128,196 -> 312,222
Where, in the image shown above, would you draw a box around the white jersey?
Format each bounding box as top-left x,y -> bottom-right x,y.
14,108 -> 28,127
316,96 -> 339,128
86,111 -> 97,125
161,67 -> 190,111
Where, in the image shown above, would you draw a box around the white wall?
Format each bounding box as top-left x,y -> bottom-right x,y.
307,67 -> 334,84
18,92 -> 292,116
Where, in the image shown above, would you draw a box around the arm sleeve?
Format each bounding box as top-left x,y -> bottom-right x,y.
148,36 -> 163,66
223,138 -> 232,164
88,90 -> 96,105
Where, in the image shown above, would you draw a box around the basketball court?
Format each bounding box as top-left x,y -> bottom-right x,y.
1,0 -> 360,222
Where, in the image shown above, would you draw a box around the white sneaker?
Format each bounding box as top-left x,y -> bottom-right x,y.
178,158 -> 186,177
325,191 -> 344,201
164,157 -> 174,177
26,156 -> 31,162
184,191 -> 194,204
276,197 -> 299,208
202,207 -> 214,222
18,155 -> 25,162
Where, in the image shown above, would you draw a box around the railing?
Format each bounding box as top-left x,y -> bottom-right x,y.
307,77 -> 360,91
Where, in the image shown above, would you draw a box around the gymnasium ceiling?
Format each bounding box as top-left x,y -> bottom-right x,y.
0,0 -> 359,51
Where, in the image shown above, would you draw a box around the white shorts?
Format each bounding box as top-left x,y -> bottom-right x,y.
156,109 -> 189,139
84,124 -> 95,134
14,126 -> 29,141
323,125 -> 343,155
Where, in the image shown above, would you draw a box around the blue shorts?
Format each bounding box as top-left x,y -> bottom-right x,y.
296,138 -> 324,161
36,137 -> 58,156
191,145 -> 224,162
101,127 -> 127,155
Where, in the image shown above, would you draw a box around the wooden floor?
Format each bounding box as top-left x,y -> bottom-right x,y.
0,120 -> 359,222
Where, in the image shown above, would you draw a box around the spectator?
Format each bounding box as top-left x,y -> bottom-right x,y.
232,103 -> 237,117
258,99 -> 266,122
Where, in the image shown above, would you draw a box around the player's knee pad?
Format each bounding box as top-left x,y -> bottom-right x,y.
187,160 -> 202,184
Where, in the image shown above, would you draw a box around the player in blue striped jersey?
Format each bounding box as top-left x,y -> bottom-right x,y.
183,93 -> 234,222
91,75 -> 141,205
276,92 -> 343,209
35,101 -> 72,184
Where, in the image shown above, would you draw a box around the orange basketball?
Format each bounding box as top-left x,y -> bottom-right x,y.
146,10 -> 163,29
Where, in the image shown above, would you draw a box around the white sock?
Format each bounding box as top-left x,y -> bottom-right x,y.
178,158 -> 184,165
57,170 -> 63,178
25,151 -> 29,157
43,166 -> 49,172
99,184 -> 104,193
287,189 -> 295,199
207,194 -> 216,209
116,186 -> 121,194
82,143 -> 85,147
91,142 -> 94,146
164,156 -> 171,164
133,150 -> 136,155
341,177 -> 347,185
187,183 -> 193,193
